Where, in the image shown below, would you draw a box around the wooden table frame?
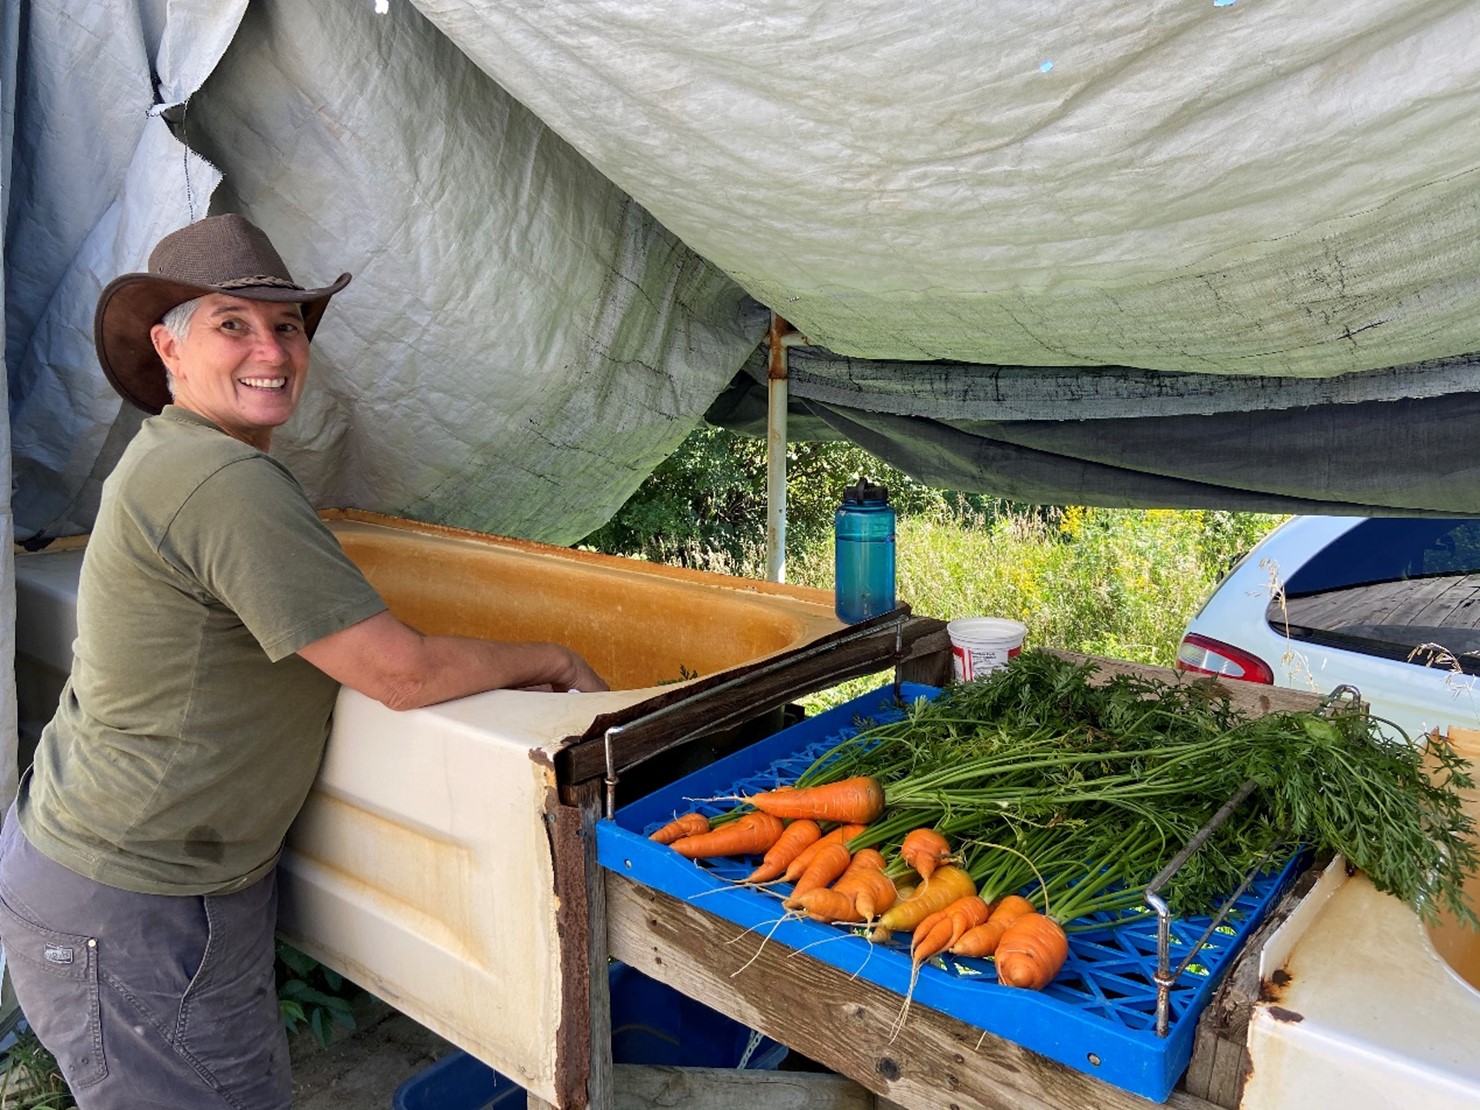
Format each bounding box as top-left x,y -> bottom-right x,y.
538,638 -> 1328,1110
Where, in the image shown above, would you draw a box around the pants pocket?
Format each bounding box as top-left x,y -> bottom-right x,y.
0,893 -> 107,1090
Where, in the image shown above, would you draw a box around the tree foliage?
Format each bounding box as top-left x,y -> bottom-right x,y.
581,425 -> 989,574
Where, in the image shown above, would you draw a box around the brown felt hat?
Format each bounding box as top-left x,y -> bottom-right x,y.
94,213 -> 352,414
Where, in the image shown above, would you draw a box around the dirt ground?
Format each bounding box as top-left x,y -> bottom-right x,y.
290,999 -> 460,1109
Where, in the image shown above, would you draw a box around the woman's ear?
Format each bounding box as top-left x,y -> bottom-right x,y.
151,323 -> 182,377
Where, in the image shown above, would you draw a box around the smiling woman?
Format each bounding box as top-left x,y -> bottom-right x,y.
0,213 -> 607,1110
152,295 -> 311,450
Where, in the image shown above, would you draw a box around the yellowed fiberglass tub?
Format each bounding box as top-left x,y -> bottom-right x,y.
12,509 -> 846,1105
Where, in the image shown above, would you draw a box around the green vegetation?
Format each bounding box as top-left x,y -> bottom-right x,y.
585,425 -> 1284,669
276,941 -> 362,1049
583,426 -> 992,576
796,650 -> 1477,925
0,1029 -> 72,1110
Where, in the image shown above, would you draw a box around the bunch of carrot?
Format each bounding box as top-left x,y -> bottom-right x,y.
649,791 -> 1088,990
781,650 -> 1478,928
645,647 -> 1480,1005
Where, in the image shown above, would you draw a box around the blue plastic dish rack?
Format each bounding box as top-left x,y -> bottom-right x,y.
595,681 -> 1303,1103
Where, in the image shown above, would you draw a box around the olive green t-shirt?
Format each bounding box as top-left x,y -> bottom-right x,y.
18,406 -> 387,895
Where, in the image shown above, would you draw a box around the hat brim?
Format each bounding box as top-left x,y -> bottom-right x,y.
94,271 -> 352,415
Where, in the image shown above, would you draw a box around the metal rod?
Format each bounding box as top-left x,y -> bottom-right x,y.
1144,778 -> 1258,1037
1143,682 -> 1359,1036
603,724 -> 624,821
1319,684 -> 1362,714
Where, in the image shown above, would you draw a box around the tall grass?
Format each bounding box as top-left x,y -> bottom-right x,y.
789,505 -> 1284,668
583,425 -> 1285,668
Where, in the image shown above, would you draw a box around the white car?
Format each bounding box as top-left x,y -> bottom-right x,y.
1176,515 -> 1480,741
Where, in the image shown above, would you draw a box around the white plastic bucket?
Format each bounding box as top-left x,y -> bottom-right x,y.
947,617 -> 1027,682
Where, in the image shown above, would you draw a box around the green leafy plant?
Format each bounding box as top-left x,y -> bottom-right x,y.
275,941 -> 362,1049
585,427 -> 1282,673
581,425 -> 987,576
0,1028 -> 74,1110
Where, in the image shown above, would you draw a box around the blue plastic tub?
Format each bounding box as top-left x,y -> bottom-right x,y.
392,963 -> 787,1109
391,1050 -> 522,1110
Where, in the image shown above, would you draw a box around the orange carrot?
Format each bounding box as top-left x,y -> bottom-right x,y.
910,895 -> 991,962
780,823 -> 868,883
875,866 -> 977,934
848,868 -> 899,922
746,777 -> 885,824
671,812 -> 784,859
899,827 -> 953,885
882,869 -> 981,1040
831,848 -> 888,918
649,812 -> 710,844
949,894 -> 1036,959
742,819 -> 821,883
994,912 -> 1070,990
782,841 -> 853,909
793,886 -> 864,924
831,848 -> 887,894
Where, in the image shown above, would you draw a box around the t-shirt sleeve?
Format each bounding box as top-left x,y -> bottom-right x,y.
160,456 -> 389,661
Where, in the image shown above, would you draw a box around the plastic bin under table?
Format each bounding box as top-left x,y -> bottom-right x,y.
597,682 -> 1303,1110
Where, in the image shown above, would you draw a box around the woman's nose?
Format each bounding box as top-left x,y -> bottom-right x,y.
255,332 -> 292,364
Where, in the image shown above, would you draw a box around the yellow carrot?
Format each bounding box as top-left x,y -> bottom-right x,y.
875,866 -> 976,934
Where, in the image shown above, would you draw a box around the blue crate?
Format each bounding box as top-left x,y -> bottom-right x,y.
392,963 -> 786,1110
596,682 -> 1302,1103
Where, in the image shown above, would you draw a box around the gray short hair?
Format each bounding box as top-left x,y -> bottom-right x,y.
160,297 -> 203,342
158,297 -> 204,399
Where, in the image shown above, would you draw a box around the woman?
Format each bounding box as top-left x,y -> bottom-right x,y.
0,213 -> 606,1108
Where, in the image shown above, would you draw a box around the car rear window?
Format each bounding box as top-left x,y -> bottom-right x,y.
1283,519 -> 1480,595
1270,518 -> 1480,670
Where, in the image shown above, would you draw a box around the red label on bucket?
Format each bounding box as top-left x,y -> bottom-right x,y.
952,641 -> 1022,682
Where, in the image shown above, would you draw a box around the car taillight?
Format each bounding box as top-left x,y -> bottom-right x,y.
1176,633 -> 1275,684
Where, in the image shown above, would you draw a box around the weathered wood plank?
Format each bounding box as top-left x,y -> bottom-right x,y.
549,779 -> 614,1109
606,875 -> 1218,1110
612,1065 -> 877,1110
896,628 -> 953,687
584,783 -> 615,1110
1047,649 -> 1332,714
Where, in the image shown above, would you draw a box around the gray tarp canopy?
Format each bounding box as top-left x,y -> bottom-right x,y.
7,0 -> 1480,795
10,0 -> 1480,552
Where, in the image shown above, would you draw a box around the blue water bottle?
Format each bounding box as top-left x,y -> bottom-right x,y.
834,477 -> 896,623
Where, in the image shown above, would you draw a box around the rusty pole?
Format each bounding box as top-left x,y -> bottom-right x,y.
765,313 -> 805,582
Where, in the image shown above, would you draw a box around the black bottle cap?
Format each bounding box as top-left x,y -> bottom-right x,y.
842,476 -> 889,504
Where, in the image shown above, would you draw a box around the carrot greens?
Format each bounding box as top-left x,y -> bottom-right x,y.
799,650 -> 1477,927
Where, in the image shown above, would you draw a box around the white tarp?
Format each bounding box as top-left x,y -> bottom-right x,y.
413,0 -> 1480,377
8,0 -> 758,545
12,0 -> 1480,547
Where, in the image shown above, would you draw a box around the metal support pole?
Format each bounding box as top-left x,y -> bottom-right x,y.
765,313 -> 806,583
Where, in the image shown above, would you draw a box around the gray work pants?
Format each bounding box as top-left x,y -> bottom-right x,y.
0,808 -> 291,1108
